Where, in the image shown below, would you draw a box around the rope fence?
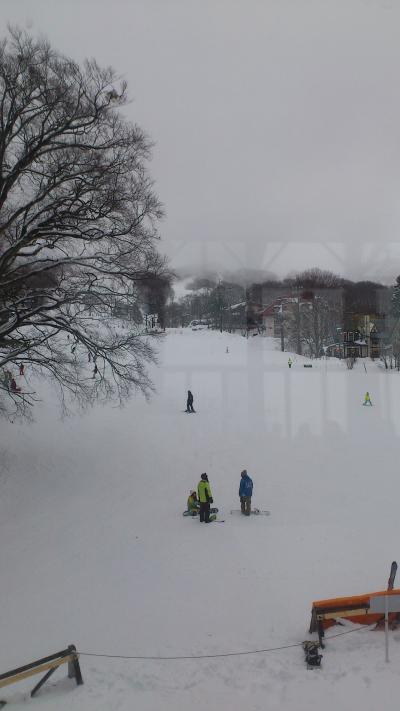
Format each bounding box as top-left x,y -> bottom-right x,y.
77,623 -> 375,662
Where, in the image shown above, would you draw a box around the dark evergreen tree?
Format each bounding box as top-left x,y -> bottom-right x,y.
391,276 -> 400,316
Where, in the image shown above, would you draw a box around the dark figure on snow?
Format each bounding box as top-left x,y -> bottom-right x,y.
93,364 -> 98,378
186,390 -> 195,412
197,473 -> 213,523
10,378 -> 21,393
19,363 -> 24,376
239,469 -> 253,516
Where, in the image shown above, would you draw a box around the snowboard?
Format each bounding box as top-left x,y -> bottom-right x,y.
230,508 -> 270,516
190,513 -> 224,523
388,561 -> 398,590
183,410 -> 196,413
206,515 -> 225,523
183,507 -> 218,517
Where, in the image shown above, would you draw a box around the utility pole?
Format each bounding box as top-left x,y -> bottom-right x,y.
295,289 -> 302,355
278,312 -> 285,351
217,280 -> 223,333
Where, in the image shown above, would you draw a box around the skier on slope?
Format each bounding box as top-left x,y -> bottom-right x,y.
239,469 -> 253,516
363,391 -> 372,406
197,473 -> 213,523
288,357 -> 293,369
186,390 -> 195,412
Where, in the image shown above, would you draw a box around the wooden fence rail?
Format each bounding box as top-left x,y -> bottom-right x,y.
0,644 -> 83,706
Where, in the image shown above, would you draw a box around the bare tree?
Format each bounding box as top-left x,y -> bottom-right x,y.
0,28 -> 167,418
300,293 -> 342,357
283,269 -> 343,356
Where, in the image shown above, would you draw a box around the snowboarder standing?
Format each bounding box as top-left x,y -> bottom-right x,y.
197,473 -> 213,523
363,391 -> 372,406
239,469 -> 253,516
186,390 -> 195,413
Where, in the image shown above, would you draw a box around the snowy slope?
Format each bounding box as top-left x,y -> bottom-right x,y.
1,329 -> 400,711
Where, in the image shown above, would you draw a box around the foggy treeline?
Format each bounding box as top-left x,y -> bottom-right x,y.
163,268 -> 400,367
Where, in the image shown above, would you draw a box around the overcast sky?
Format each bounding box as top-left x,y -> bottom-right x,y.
1,0 -> 400,283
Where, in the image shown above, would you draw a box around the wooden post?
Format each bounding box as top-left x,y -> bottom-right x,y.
0,645 -> 83,699
67,645 -> 83,686
31,667 -> 57,697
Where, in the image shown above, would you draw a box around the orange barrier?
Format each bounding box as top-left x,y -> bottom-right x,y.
309,588 -> 400,641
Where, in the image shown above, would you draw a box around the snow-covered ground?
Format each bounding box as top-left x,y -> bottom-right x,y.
2,329 -> 400,711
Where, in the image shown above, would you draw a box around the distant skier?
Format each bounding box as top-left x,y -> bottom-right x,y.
19,363 -> 24,376
363,391 -> 372,406
187,490 -> 200,516
93,364 -> 98,378
186,390 -> 195,413
288,358 -> 293,369
239,469 -> 253,516
10,378 -> 21,393
197,473 -> 213,523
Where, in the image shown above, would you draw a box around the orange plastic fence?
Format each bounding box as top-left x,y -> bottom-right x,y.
310,588 -> 400,632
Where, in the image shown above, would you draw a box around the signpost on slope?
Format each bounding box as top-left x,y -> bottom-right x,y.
369,594 -> 400,663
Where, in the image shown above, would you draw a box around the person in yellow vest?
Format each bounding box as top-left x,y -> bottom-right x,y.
363,391 -> 372,406
197,473 -> 213,523
288,357 -> 293,368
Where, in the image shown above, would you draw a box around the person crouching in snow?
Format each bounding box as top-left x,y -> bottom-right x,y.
239,469 -> 253,516
363,391 -> 372,406
10,378 -> 21,393
197,473 -> 213,523
187,490 -> 200,516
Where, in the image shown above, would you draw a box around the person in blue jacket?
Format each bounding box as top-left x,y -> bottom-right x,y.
239,469 -> 253,516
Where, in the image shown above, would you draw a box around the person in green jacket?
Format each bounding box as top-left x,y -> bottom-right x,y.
187,490 -> 200,516
363,391 -> 372,406
197,473 -> 213,523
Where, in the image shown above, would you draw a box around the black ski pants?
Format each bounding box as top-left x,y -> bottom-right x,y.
199,502 -> 210,522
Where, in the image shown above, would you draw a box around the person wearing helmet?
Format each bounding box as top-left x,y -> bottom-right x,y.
187,490 -> 200,516
239,469 -> 253,516
197,473 -> 213,523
